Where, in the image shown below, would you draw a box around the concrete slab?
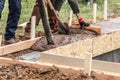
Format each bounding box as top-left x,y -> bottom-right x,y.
92,17 -> 120,34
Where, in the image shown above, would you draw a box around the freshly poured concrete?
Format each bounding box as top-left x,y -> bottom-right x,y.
19,52 -> 40,62
92,17 -> 120,34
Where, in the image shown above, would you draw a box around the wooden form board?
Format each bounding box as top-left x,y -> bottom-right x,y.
0,30 -> 120,59
0,54 -> 120,76
39,53 -> 120,76
0,37 -> 40,55
44,30 -> 120,59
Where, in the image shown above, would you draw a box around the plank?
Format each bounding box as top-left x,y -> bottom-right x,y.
0,37 -> 40,55
39,53 -> 120,75
0,57 -> 49,68
85,26 -> 101,35
69,25 -> 101,34
0,53 -> 120,76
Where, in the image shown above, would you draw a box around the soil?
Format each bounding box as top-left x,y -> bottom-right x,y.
0,64 -> 119,80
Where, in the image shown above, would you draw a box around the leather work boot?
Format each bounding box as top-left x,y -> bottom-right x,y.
4,38 -> 17,45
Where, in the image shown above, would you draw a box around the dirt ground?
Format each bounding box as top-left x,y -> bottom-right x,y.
0,64 -> 120,80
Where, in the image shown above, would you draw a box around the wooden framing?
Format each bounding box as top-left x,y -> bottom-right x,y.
43,30 -> 120,59
69,25 -> 101,34
0,29 -> 120,59
0,32 -> 119,76
0,37 -> 40,55
0,18 -> 120,76
39,53 -> 120,76
0,54 -> 120,76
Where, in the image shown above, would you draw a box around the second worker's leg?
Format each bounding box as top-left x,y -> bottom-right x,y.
5,0 -> 21,44
0,0 -> 5,19
68,0 -> 90,29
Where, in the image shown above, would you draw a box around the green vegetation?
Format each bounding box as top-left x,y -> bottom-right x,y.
0,0 -> 120,36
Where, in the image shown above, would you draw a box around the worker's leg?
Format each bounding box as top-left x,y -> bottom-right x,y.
54,0 -> 64,14
5,0 -> 21,40
0,0 -> 5,19
68,0 -> 89,29
68,0 -> 81,19
25,0 -> 41,32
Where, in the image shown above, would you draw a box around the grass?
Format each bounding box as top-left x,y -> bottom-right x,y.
0,0 -> 120,37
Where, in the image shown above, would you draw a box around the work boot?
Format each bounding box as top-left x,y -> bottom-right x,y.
4,38 -> 17,45
79,18 -> 90,30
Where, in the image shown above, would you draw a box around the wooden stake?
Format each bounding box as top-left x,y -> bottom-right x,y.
117,3 -> 120,8
68,10 -> 73,26
31,16 -> 36,39
0,35 -> 2,46
84,52 -> 92,76
93,3 -> 97,23
104,0 -> 108,20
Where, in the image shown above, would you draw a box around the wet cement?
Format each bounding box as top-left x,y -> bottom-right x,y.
92,17 -> 120,34
31,29 -> 96,51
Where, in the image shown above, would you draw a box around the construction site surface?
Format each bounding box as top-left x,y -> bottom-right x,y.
0,17 -> 120,79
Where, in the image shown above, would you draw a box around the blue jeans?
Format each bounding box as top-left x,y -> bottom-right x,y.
0,0 -> 4,12
0,0 -> 21,40
0,0 -> 5,18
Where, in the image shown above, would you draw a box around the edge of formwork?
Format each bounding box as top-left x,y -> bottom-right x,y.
43,30 -> 120,59
0,53 -> 120,77
0,30 -> 120,59
0,37 -> 40,56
